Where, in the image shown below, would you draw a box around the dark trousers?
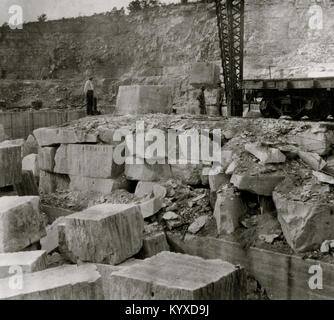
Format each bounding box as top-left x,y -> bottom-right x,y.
86,90 -> 94,115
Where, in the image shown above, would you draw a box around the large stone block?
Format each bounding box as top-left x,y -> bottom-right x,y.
39,170 -> 69,194
189,62 -> 220,87
137,232 -> 170,259
109,252 -> 246,300
115,85 -> 172,115
14,170 -> 39,196
22,135 -> 38,158
135,181 -> 167,199
38,147 -> 57,172
22,153 -> 39,178
0,264 -> 103,300
0,250 -> 47,279
214,186 -> 246,235
33,127 -> 98,147
125,162 -> 172,181
0,196 -> 46,253
54,144 -> 123,179
69,175 -> 129,195
64,204 -> 144,265
0,145 -> 22,187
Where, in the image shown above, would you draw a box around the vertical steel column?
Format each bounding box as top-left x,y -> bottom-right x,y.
215,0 -> 244,117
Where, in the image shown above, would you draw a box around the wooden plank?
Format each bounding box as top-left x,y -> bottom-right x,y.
167,233 -> 334,300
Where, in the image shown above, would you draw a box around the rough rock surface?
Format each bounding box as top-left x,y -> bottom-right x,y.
0,196 -> 46,253
64,204 -> 144,264
109,252 -> 246,300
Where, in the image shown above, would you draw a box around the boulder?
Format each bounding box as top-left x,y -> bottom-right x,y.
137,232 -> 170,259
22,154 -> 39,178
38,147 -> 57,172
214,186 -> 246,235
0,196 -> 46,253
0,264 -> 103,300
298,151 -> 326,171
64,204 -> 144,265
0,250 -> 47,279
69,175 -> 129,195
54,144 -> 123,178
109,252 -> 246,300
115,85 -> 172,115
245,143 -> 286,164
0,144 -> 22,187
231,174 -> 285,196
273,189 -> 334,253
33,127 -> 97,147
39,171 -> 69,194
125,162 -> 172,181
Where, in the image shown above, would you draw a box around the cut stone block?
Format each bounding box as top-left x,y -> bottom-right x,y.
22,154 -> 39,178
0,250 -> 47,279
231,174 -> 285,196
125,162 -> 172,181
273,189 -> 334,253
245,143 -> 286,164
0,196 -> 46,253
64,204 -> 144,264
109,252 -> 246,300
69,175 -> 129,195
137,232 -> 170,259
54,144 -> 123,178
214,186 -> 246,235
0,139 -> 25,158
138,198 -> 163,219
298,151 -> 326,171
38,147 -> 57,172
0,144 -> 22,187
40,217 -> 65,253
135,181 -> 167,199
14,170 -> 39,196
0,264 -> 103,300
189,62 -> 220,87
39,170 -> 69,194
33,127 -> 98,147
116,85 -> 172,115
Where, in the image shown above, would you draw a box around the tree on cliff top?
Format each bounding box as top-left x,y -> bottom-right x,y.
127,0 -> 161,13
37,14 -> 47,22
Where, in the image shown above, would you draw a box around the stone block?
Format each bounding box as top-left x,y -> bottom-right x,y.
214,186 -> 246,235
54,144 -> 123,179
0,145 -> 22,187
0,196 -> 46,253
115,85 -> 172,115
39,170 -> 69,194
22,135 -> 38,158
137,198 -> 163,219
64,204 -> 144,265
298,151 -> 326,171
33,127 -> 98,147
38,147 -> 57,172
245,143 -> 286,164
209,172 -> 230,192
22,154 -> 39,178
0,250 -> 47,279
109,252 -> 246,300
231,174 -> 285,196
14,170 -> 39,196
189,62 -> 220,87
135,181 -> 167,199
0,264 -> 103,300
125,162 -> 172,181
69,175 -> 129,195
137,232 -> 170,259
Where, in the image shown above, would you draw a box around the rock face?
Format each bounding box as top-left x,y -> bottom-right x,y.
64,204 -> 144,265
54,144 -> 123,178
0,250 -> 47,279
231,174 -> 285,196
38,147 -> 57,172
0,264 -> 103,300
69,175 -> 129,194
214,186 -> 246,235
189,62 -> 220,87
273,189 -> 334,253
0,144 -> 22,187
115,85 -> 172,115
245,143 -> 286,164
137,232 -> 170,259
109,252 -> 246,300
0,196 -> 46,253
33,127 -> 97,147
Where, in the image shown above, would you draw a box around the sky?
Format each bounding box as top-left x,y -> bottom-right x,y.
0,0 -> 177,25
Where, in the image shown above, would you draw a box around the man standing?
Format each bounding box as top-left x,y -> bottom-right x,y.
196,86 -> 206,115
216,80 -> 224,116
84,76 -> 94,115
